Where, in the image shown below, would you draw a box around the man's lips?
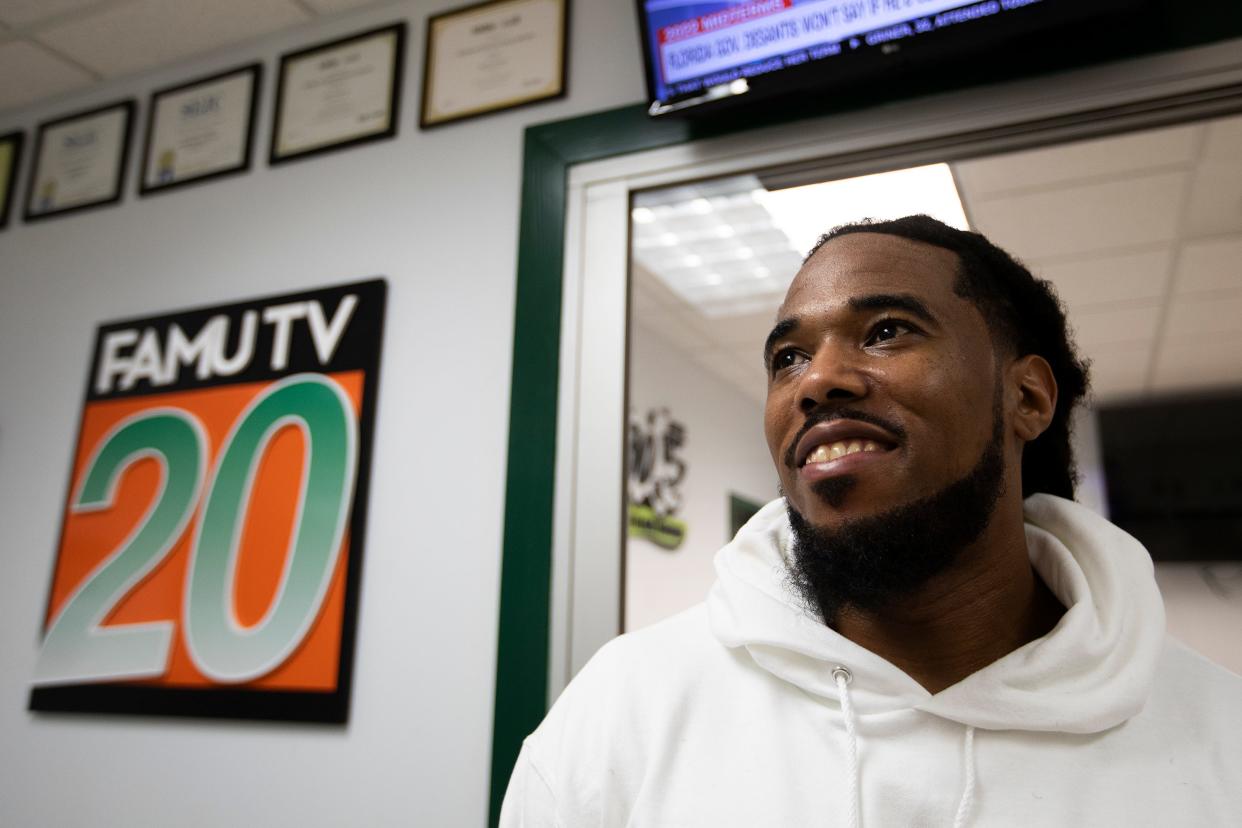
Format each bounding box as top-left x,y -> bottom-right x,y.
791,419 -> 901,470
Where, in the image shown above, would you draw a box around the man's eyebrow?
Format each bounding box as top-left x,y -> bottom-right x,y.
763,317 -> 799,367
848,293 -> 938,325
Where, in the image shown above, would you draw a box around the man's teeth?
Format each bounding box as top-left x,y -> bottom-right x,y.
805,440 -> 881,465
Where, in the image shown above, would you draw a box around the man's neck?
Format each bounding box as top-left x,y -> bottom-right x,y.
829,510 -> 1065,694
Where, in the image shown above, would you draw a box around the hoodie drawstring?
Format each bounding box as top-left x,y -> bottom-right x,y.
833,666 -> 978,828
833,666 -> 860,828
952,726 -> 976,828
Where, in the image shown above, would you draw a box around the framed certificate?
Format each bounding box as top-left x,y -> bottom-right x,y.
139,63 -> 261,195
420,0 -> 568,129
0,131 -> 22,229
271,23 -> 405,164
24,100 -> 134,221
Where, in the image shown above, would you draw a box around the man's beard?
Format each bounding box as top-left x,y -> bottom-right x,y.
786,403 -> 1006,626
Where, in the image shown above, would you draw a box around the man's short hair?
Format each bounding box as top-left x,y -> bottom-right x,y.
805,214 -> 1090,500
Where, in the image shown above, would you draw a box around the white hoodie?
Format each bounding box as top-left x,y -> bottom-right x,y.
501,495 -> 1242,826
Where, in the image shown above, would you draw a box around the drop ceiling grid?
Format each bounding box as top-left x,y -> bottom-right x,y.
0,0 -> 114,31
36,0 -> 311,79
1144,121 -> 1221,396
0,0 -> 391,115
1026,246 -> 1172,309
955,127 -> 1207,401
0,38 -> 94,111
949,124 -> 1202,198
1155,115 -> 1242,395
963,171 -> 1190,261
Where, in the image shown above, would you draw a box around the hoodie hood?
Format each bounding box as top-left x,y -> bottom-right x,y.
707,493 -> 1165,733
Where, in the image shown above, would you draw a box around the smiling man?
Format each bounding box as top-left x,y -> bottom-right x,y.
500,215 -> 1242,827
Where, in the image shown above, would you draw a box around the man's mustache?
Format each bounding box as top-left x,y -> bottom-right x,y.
783,408 -> 907,470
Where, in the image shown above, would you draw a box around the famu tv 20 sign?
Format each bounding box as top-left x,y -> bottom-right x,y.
30,279 -> 385,723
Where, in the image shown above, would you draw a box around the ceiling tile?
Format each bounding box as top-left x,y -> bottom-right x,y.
1202,114 -> 1242,161
1080,339 -> 1152,401
1030,246 -> 1172,309
1174,236 -> 1242,295
1161,289 -> 1242,341
37,0 -> 308,78
1089,367 -> 1150,402
0,0 -> 105,29
1069,303 -> 1162,349
969,172 -> 1186,260
0,38 -> 93,111
952,124 -> 1199,198
1180,161 -> 1242,239
1150,332 -> 1242,394
300,0 -> 383,14
663,214 -> 722,238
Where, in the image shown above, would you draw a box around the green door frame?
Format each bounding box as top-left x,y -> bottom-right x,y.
487,10 -> 1242,824
487,103 -> 770,825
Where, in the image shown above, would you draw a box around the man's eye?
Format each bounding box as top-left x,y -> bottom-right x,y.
770,349 -> 805,374
866,320 -> 912,345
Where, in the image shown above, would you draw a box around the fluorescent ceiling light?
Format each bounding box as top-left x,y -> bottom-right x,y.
753,163 -> 968,257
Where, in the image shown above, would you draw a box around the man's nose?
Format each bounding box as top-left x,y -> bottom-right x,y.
797,343 -> 868,414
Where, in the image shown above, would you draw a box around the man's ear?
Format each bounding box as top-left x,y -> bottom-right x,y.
1008,355 -> 1057,442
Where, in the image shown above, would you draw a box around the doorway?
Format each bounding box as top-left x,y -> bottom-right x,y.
622,116 -> 1242,672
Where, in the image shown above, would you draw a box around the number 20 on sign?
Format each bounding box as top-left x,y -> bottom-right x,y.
30,280 -> 384,722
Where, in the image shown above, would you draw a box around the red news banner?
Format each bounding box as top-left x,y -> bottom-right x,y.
30,279 -> 386,723
658,0 -> 793,43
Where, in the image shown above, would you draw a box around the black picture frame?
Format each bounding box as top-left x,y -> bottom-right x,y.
0,130 -> 23,230
23,99 -> 135,222
138,63 -> 262,197
419,0 -> 569,130
270,22 -> 406,165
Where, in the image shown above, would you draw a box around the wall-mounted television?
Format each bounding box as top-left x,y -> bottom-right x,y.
636,0 -> 1143,116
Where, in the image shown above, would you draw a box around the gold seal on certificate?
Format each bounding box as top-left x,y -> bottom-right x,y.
24,101 -> 134,221
420,0 -> 567,128
271,23 -> 406,163
140,64 -> 261,195
0,131 -> 22,229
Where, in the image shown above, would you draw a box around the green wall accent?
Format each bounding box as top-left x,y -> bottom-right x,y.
488,9 -> 1242,824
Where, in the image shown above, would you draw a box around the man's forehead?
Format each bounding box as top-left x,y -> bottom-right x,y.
780,232 -> 962,314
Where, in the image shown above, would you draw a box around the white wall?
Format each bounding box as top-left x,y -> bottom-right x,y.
624,322 -> 777,631
1155,564 -> 1242,675
0,2 -> 643,825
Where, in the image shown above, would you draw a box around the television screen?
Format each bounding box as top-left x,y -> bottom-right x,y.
637,0 -> 1140,115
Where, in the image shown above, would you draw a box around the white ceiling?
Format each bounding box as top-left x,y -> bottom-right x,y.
632,114 -> 1242,408
0,0 -> 389,115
